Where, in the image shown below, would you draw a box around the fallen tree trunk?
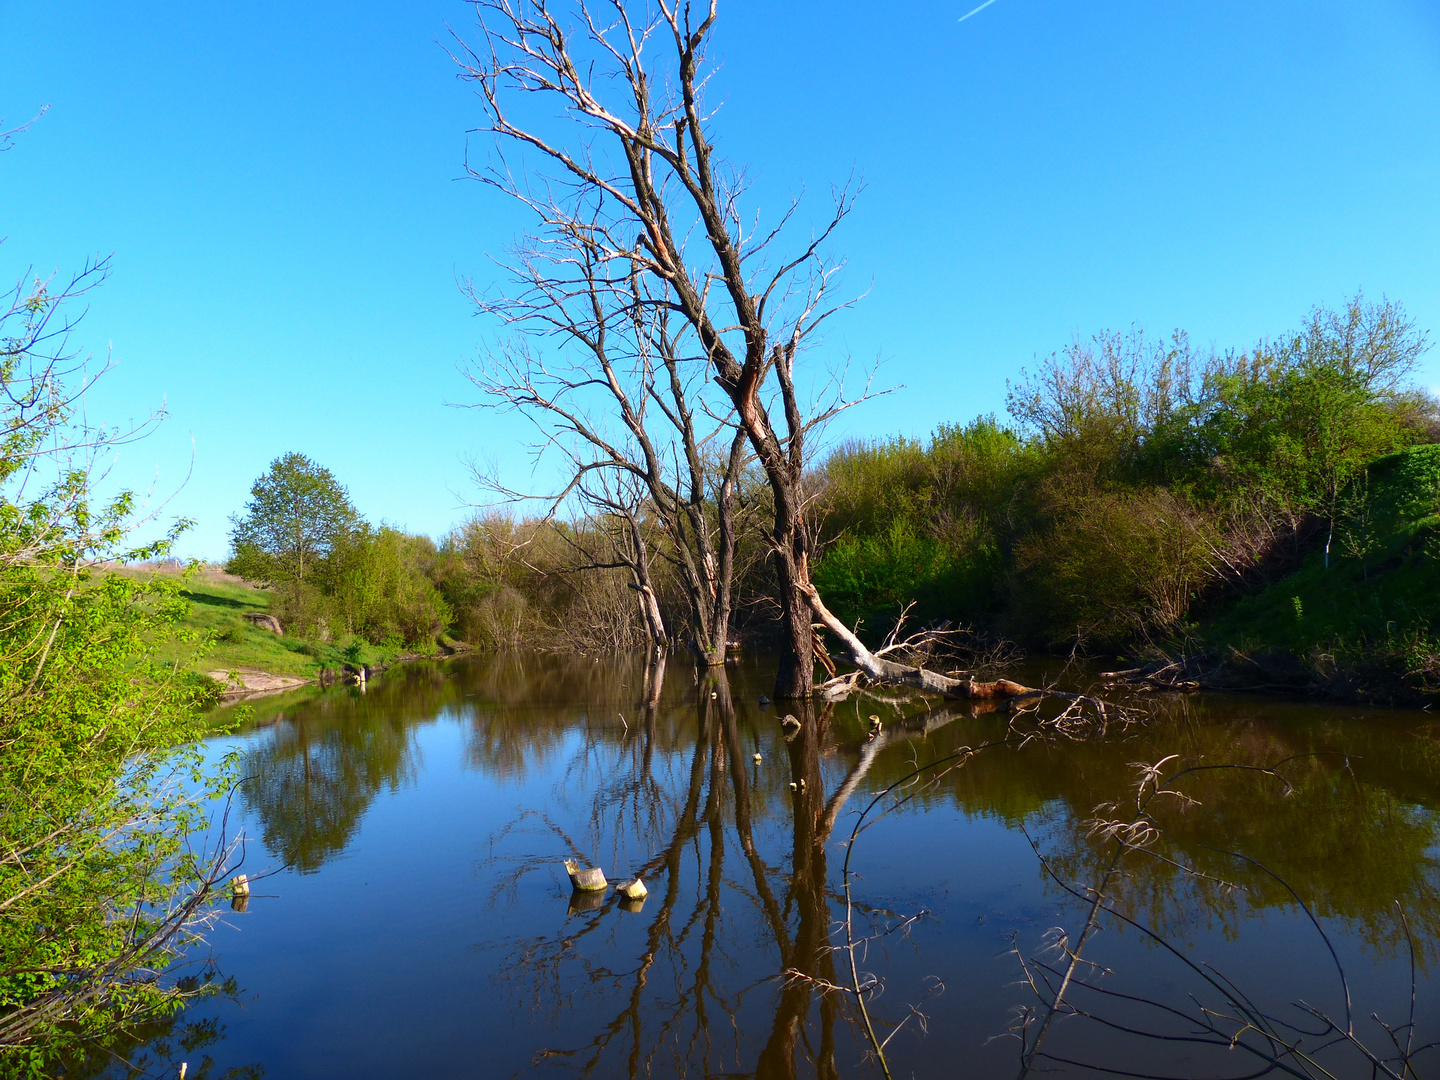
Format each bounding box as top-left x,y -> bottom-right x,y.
801,584 -> 1040,701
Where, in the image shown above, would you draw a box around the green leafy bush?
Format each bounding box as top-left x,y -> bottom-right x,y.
810,296 -> 1435,655
0,267 -> 235,1069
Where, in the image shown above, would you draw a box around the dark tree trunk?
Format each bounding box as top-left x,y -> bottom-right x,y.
772,542 -> 815,699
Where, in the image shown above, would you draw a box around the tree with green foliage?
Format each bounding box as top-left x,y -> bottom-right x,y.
275,523 -> 452,647
813,295 -> 1435,653
227,452 -> 360,583
0,258 -> 236,1070
1196,296 -> 1427,567
226,458 -> 454,649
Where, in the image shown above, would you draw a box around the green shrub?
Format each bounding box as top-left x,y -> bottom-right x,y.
808,297 -> 1436,651
1014,487 -> 1223,646
0,269 -> 234,1065
813,520 -> 999,637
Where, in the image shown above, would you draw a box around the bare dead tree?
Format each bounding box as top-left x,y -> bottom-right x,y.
454,0 -> 869,694
535,469 -> 672,648
465,198 -> 763,661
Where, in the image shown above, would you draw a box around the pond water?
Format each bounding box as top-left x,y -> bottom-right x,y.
143,653 -> 1440,1079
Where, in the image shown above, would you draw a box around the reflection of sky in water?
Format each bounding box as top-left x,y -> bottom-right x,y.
144,654 -> 1440,1079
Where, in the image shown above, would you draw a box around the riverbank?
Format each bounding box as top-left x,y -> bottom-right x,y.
1184,446 -> 1440,706
811,440 -> 1440,709
127,527 -> 1439,710
119,563 -> 462,698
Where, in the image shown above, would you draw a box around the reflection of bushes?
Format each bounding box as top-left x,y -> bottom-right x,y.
858,691 -> 1440,961
239,670 -> 444,872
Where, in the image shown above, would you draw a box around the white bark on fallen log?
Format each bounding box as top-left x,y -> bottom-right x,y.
802,585 -> 1040,701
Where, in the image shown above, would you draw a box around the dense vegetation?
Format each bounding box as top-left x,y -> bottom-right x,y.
0,265 -> 235,1072
225,454 -> 451,654
219,461 -> 772,659
811,296 -> 1440,698
1203,444 -> 1440,696
206,297 -> 1440,706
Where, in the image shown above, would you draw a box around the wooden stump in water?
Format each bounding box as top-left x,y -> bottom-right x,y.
616,877 -> 647,900
564,859 -> 607,892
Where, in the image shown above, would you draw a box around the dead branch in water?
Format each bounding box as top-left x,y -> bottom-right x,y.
804,585 -> 1130,724
1099,655 -> 1205,692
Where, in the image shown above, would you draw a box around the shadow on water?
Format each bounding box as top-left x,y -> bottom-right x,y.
163,652 -> 1440,1079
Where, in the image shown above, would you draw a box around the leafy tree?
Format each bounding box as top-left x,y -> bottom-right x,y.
227,458 -> 453,647
227,452 -> 360,583
1196,296 -> 1427,565
0,262 -> 235,1069
273,524 -> 452,646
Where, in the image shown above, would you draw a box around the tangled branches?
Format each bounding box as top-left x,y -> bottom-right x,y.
1010,755 -> 1437,1079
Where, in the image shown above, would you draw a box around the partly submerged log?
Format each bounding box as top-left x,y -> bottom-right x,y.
802,585 -> 1041,701
564,859 -> 607,892
1100,658 -> 1203,692
804,586 -> 1132,733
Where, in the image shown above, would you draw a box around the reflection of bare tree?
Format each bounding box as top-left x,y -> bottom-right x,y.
755,697 -> 840,1080
487,660 -> 1013,1079
492,658 -> 721,1062
489,663 -> 913,1078
462,652 -> 684,783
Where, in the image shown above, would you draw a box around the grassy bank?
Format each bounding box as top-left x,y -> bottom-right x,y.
120,564 -> 432,683
1195,445 -> 1440,701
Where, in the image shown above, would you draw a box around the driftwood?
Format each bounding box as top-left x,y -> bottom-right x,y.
802,586 -> 1131,730
1100,657 -> 1204,692
1099,647 -> 1418,703
802,585 -> 1043,701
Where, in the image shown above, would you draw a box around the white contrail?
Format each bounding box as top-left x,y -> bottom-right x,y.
958,0 -> 1003,22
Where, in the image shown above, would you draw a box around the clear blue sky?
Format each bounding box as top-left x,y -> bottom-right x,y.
3,0 -> 1438,559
